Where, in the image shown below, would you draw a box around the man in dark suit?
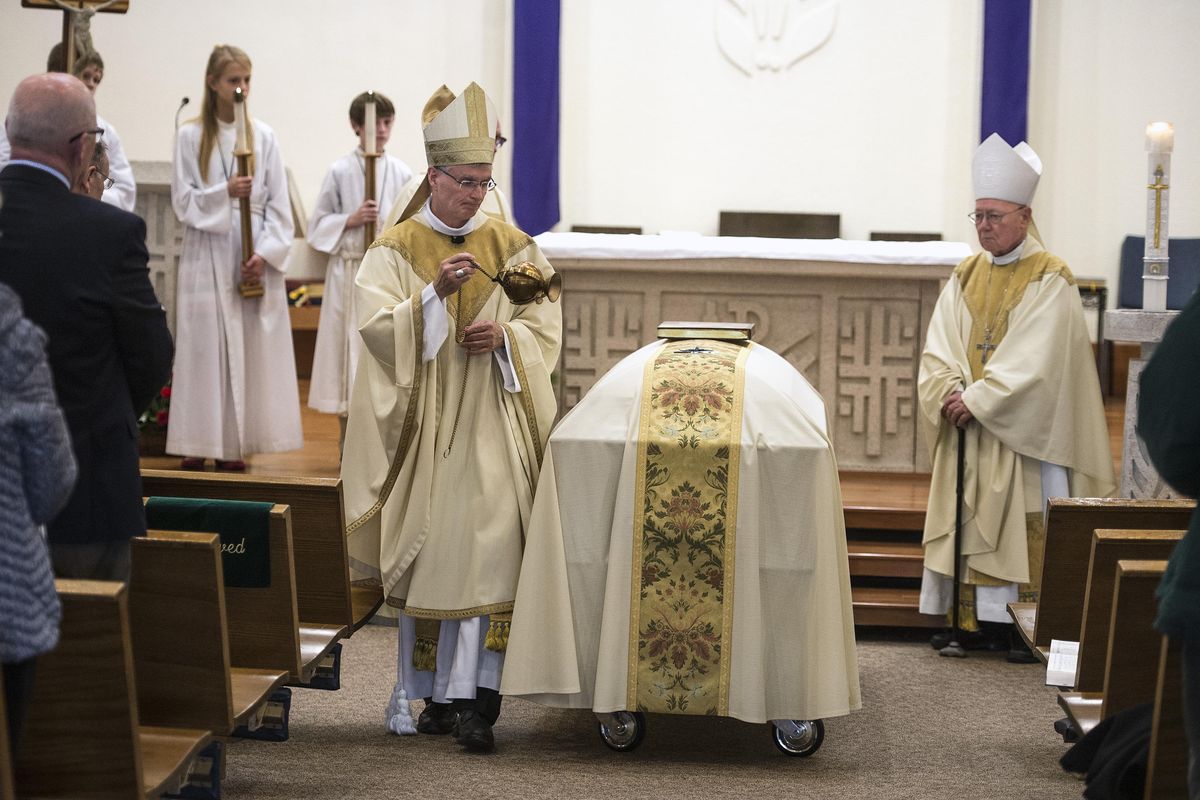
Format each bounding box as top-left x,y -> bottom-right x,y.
0,72 -> 173,580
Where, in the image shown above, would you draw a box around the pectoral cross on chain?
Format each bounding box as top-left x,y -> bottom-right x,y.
976,331 -> 998,364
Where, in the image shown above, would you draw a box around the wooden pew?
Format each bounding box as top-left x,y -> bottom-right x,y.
129,531 -> 288,734
1075,531 -> 1182,692
14,580 -> 211,800
141,469 -> 383,632
1028,498 -> 1194,656
0,670 -> 13,800
1145,635 -> 1186,799
145,502 -> 343,685
1057,558 -> 1169,736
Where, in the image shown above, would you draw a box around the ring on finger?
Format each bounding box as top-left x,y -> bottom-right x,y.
455,268 -> 465,278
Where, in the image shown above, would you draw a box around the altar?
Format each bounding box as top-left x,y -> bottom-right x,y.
537,232 -> 971,473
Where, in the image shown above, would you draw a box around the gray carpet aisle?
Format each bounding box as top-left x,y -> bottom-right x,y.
221,625 -> 1083,799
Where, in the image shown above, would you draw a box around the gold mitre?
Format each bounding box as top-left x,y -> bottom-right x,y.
422,81 -> 498,168
399,83 -> 498,223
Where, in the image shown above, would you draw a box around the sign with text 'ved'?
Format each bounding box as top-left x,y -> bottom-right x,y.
145,497 -> 271,587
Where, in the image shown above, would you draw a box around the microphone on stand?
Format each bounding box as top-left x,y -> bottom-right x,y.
174,96 -> 190,131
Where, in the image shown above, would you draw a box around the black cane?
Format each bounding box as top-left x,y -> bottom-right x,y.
940,425 -> 967,658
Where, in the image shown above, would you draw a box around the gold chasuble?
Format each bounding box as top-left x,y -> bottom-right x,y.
341,209 -> 561,630
500,339 -> 861,725
918,238 -> 1115,618
630,341 -> 749,715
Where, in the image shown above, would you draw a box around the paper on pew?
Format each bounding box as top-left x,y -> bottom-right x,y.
1046,639 -> 1079,687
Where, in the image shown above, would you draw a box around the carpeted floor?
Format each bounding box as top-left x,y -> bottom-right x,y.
220,625 -> 1084,799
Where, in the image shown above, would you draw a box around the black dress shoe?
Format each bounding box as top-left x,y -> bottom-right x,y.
416,701 -> 457,735
453,709 -> 495,752
930,629 -> 989,651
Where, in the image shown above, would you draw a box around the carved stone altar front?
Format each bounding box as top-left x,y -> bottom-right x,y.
549,250 -> 957,473
131,160 -> 181,335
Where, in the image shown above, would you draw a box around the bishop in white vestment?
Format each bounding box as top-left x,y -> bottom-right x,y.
342,83 -> 560,753
918,134 -> 1115,645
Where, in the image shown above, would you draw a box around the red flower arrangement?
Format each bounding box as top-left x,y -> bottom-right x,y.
140,380 -> 171,431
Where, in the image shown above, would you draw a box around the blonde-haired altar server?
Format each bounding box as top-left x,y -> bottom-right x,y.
342,82 -> 561,753
917,133 -> 1115,656
168,44 -> 302,471
307,91 -> 413,417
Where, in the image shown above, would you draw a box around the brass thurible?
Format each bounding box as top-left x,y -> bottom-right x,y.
472,260 -> 562,305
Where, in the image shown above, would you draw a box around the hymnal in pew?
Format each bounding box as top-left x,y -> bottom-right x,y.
1046,639 -> 1079,687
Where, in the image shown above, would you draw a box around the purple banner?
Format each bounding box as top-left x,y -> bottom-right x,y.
512,0 -> 561,235
981,0 -> 1031,144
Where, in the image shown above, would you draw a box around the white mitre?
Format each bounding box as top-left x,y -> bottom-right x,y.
972,132 -> 1042,205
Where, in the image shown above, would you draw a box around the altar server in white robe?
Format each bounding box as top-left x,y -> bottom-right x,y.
307,92 -> 412,416
918,134 -> 1115,655
0,47 -> 137,210
383,85 -> 513,230
168,44 -> 302,470
67,50 -> 136,211
500,337 -> 861,728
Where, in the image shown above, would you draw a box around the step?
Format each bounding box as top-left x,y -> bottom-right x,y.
844,506 -> 925,531
847,540 -> 924,578
852,587 -> 942,628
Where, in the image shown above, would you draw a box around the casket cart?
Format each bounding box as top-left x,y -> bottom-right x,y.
500,323 -> 861,756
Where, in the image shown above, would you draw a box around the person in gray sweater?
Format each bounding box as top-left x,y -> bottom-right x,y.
0,280 -> 76,760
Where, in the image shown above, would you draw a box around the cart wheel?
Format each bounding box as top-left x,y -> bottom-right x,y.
772,718 -> 824,757
597,711 -> 646,752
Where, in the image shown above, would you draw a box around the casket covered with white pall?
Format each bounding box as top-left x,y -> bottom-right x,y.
500,332 -> 862,724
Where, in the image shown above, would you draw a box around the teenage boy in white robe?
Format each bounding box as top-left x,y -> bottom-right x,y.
307,92 -> 413,423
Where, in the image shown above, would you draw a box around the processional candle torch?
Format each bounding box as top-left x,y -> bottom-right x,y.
234,87 -> 263,299
363,91 -> 379,252
1142,121 -> 1173,312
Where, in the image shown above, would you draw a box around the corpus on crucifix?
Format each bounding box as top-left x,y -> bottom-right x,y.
21,0 -> 129,74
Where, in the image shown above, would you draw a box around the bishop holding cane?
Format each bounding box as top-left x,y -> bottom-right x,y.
917,134 -> 1115,659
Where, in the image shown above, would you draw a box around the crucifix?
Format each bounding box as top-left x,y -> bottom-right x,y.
1147,165 -> 1169,249
975,335 -> 998,364
20,0 -> 129,74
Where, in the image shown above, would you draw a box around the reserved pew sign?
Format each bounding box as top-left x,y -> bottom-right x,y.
145,497 -> 272,587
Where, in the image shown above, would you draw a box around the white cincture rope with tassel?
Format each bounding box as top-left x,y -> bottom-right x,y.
385,627 -> 417,735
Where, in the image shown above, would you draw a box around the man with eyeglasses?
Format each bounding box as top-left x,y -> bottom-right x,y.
0,72 -> 172,582
73,139 -> 112,200
341,82 -> 561,753
383,84 -> 515,230
917,133 -> 1114,660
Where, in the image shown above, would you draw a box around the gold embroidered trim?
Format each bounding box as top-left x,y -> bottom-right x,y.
502,322 -> 543,468
627,345 -> 662,708
345,288 -> 425,535
960,251 -> 1074,381
627,340 -> 747,715
386,600 -> 516,620
718,343 -> 750,712
425,138 -> 494,167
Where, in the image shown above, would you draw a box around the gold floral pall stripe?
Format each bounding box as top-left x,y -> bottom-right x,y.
628,340 -> 749,715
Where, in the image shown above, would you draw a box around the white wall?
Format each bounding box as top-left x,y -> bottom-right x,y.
560,0 -> 981,244
1029,0 -> 1200,294
1,0 -> 1196,298
0,0 -> 512,211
